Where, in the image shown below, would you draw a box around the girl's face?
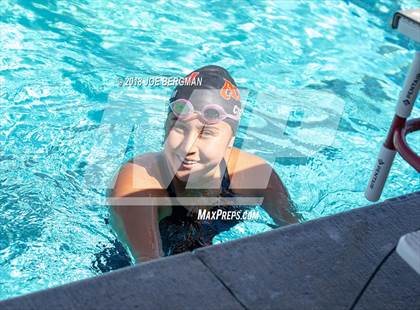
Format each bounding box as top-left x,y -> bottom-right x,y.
164,112 -> 234,183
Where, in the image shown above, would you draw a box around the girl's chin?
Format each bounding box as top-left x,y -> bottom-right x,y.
175,170 -> 196,181
175,168 -> 205,182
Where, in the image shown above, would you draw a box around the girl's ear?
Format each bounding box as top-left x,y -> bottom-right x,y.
162,115 -> 172,146
228,136 -> 235,148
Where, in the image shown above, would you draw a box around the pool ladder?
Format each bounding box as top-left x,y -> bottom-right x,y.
365,8 -> 420,202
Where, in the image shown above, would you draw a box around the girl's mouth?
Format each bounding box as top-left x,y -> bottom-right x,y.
177,155 -> 198,170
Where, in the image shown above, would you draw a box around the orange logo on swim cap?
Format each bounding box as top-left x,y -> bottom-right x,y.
220,78 -> 240,101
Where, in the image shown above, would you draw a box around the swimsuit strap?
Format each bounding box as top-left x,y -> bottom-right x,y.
219,157 -> 233,196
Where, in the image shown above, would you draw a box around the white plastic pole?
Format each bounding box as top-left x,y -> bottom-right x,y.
396,51 -> 420,118
365,145 -> 397,202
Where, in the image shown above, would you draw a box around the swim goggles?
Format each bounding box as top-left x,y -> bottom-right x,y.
169,99 -> 242,124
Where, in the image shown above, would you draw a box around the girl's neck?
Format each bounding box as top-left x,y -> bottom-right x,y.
172,164 -> 223,197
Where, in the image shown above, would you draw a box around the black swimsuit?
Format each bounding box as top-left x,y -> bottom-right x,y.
158,158 -> 253,256
94,159 -> 256,273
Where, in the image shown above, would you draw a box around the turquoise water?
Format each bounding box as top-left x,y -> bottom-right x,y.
1,0 -> 419,301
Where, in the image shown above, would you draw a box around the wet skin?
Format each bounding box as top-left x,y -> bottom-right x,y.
109,112 -> 297,263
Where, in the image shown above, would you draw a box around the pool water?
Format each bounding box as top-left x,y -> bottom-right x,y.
1,0 -> 419,301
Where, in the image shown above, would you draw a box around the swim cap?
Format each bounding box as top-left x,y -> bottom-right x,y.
169,65 -> 242,135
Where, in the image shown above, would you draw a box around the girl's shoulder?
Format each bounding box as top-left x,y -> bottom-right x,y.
227,147 -> 268,173
111,152 -> 165,197
226,147 -> 274,191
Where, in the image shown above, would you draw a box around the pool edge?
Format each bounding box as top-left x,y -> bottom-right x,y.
1,191 -> 419,309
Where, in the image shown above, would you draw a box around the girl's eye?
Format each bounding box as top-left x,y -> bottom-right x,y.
173,122 -> 184,131
200,130 -> 216,137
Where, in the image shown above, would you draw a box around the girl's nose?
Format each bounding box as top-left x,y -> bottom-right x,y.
179,129 -> 200,157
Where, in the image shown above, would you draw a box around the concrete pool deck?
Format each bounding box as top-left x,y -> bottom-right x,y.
1,191 -> 419,309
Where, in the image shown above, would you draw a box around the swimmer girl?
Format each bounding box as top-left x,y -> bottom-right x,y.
108,65 -> 298,263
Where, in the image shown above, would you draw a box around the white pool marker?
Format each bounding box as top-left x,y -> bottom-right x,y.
396,230 -> 420,275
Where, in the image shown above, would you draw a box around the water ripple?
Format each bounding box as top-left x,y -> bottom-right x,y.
1,0 -> 419,301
